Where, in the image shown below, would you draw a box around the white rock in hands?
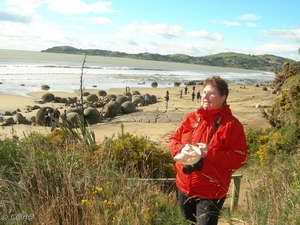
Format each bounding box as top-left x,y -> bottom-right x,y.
173,144 -> 202,165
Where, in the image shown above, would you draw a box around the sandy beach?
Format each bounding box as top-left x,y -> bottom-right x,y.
0,83 -> 275,145
0,83 -> 276,225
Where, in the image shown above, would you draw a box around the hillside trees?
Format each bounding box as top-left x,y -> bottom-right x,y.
42,46 -> 294,72
273,61 -> 300,90
265,61 -> 300,127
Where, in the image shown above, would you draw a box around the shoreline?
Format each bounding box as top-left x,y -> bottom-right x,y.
0,83 -> 276,144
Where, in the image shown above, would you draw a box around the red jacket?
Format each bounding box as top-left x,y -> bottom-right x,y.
169,105 -> 247,199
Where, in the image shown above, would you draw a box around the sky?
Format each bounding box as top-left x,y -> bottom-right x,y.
0,0 -> 300,61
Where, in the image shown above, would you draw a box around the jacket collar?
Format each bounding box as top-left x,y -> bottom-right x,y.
196,105 -> 231,119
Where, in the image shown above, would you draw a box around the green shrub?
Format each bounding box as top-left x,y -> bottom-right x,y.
0,129 -> 185,224
267,74 -> 300,127
95,130 -> 175,178
245,128 -> 265,158
246,123 -> 300,165
0,139 -> 20,180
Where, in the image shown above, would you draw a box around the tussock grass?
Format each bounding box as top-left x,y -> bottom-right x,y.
0,123 -> 187,225
0,120 -> 300,224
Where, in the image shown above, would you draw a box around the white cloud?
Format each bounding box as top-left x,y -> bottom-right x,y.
213,32 -> 224,41
121,23 -> 183,39
186,30 -> 210,39
246,23 -> 258,27
87,17 -> 111,24
6,0 -> 47,11
264,29 -> 300,43
185,30 -> 223,41
6,0 -> 118,14
238,14 -> 261,20
221,21 -> 240,26
212,20 -> 240,27
253,43 -> 300,59
0,9 -> 33,23
46,0 -> 118,14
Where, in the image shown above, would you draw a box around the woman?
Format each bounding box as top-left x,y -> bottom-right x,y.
169,76 -> 247,225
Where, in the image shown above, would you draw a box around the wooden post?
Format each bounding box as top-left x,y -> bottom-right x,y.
230,174 -> 243,211
128,174 -> 243,211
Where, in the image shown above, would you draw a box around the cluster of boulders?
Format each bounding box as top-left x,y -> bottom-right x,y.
0,90 -> 158,127
0,105 -> 39,126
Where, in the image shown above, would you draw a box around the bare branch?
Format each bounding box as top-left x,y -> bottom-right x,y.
80,54 -> 87,113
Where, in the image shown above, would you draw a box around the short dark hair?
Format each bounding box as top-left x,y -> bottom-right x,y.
203,76 -> 229,104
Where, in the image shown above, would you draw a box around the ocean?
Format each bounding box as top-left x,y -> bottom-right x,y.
0,49 -> 275,97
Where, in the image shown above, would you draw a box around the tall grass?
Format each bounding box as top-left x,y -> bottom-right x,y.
1,122 -> 300,224
0,124 -> 187,225
231,154 -> 300,225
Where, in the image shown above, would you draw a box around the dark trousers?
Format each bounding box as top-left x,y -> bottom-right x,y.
178,189 -> 225,225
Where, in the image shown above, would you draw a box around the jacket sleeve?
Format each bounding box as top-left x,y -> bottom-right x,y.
206,118 -> 248,170
168,112 -> 195,158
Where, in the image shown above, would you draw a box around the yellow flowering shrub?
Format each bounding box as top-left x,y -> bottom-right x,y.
246,124 -> 299,165
94,132 -> 175,178
256,131 -> 285,164
45,128 -> 83,151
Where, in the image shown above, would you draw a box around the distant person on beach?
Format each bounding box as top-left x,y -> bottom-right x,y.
44,108 -> 51,127
164,92 -> 169,109
169,76 -> 247,225
191,92 -> 195,101
196,90 -> 201,102
184,86 -> 188,95
144,95 -> 149,106
61,109 -> 67,120
51,108 -> 60,131
192,85 -> 196,92
179,89 -> 183,98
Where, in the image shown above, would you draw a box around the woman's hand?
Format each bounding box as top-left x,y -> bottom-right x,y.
197,143 -> 208,158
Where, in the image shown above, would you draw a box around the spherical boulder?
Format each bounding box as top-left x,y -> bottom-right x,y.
60,97 -> 68,103
131,90 -> 140,96
123,92 -> 132,101
36,107 -> 53,126
66,108 -> 83,116
41,93 -> 55,102
116,95 -> 130,105
106,94 -> 117,101
98,90 -> 107,96
41,84 -> 50,90
86,94 -> 98,102
143,93 -> 151,104
132,95 -> 144,106
54,96 -> 62,103
150,95 -> 157,103
121,101 -> 136,114
84,107 -> 101,123
83,91 -> 90,96
103,101 -> 121,117
174,82 -> 181,87
151,81 -> 158,88
185,80 -> 196,86
66,112 -> 83,126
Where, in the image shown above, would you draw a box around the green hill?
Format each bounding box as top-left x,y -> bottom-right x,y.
41,46 -> 295,72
